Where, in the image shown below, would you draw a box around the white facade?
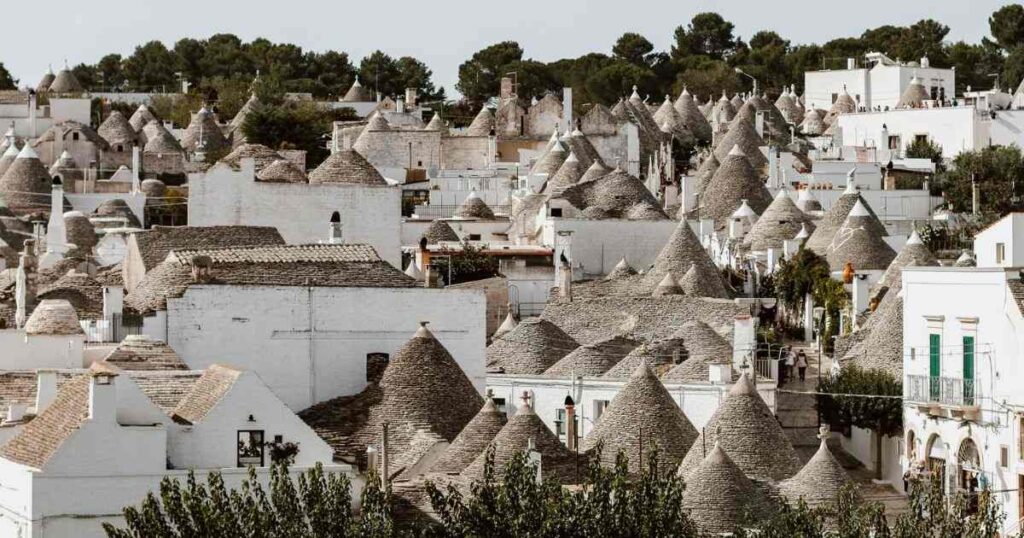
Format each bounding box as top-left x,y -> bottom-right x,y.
160,285 -> 487,411
0,97 -> 91,139
974,213 -> 1024,268
0,369 -> 352,538
901,266 -> 1024,535
541,218 -> 678,278
188,160 -> 402,268
805,58 -> 955,111
0,331 -> 85,370
836,106 -> 991,160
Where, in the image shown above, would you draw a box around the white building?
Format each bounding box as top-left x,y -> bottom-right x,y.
0,92 -> 91,139
804,53 -> 955,112
124,243 -> 486,411
0,362 -> 353,538
188,146 -> 402,268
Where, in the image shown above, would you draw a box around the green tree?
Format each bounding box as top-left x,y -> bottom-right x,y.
123,40 -> 179,91
240,101 -> 354,168
817,366 -> 902,480
0,62 -> 15,90
989,4 -> 1024,51
456,41 -> 524,105
585,62 -> 657,104
102,463 -> 397,538
359,50 -> 402,97
612,32 -> 655,66
173,38 -> 206,84
671,12 -> 738,63
946,40 -> 1005,94
200,34 -> 254,80
96,54 -> 126,90
396,56 -> 444,102
1003,47 -> 1024,94
936,145 -> 1024,217
905,137 -> 945,172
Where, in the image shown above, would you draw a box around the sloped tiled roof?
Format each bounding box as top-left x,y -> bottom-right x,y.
0,375 -> 90,468
102,335 -> 189,371
582,361 -> 697,472
172,365 -> 241,424
126,370 -> 203,414
132,225 -> 285,271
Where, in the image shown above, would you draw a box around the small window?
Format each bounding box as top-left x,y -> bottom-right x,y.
593,400 -> 609,421
550,207 -> 563,218
888,135 -> 900,150
237,430 -> 265,467
493,397 -> 507,415
417,160 -> 423,167
997,243 -> 1006,264
554,408 -> 566,437
468,234 -> 481,241
915,134 -> 928,145
831,93 -> 838,104
72,132 -> 80,141
1002,446 -> 1010,468
116,144 -> 124,153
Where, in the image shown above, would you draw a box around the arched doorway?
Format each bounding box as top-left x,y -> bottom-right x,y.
925,433 -> 946,480
958,438 -> 983,513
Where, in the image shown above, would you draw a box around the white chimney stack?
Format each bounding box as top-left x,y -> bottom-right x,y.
88,371 -> 118,423
35,370 -> 58,413
328,211 -> 343,244
102,285 -> 124,319
131,146 -> 141,193
732,315 -> 756,370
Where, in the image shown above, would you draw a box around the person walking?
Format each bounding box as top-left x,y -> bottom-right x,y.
784,346 -> 795,383
796,350 -> 809,381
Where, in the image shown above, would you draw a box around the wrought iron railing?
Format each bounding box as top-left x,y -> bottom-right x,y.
906,375 -> 978,407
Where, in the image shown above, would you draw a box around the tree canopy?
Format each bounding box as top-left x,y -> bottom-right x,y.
0,62 -> 15,90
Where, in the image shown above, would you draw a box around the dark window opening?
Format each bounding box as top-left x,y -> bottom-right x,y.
72,132 -> 80,141
550,207 -> 563,217
237,430 -> 265,467
468,234 -> 481,241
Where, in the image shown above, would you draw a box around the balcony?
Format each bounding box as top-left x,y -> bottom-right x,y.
906,375 -> 980,418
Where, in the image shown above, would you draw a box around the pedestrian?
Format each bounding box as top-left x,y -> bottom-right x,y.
796,350 -> 808,381
785,347 -> 796,382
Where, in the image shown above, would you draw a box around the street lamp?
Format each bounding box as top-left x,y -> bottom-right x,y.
735,67 -> 758,96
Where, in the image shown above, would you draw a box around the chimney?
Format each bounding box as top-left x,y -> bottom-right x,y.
190,255 -> 212,283
4,404 -> 26,424
851,274 -> 869,325
396,96 -> 405,114
708,360 -> 733,384
405,88 -> 417,107
847,58 -> 856,70
561,87 -> 573,134
89,370 -> 118,422
557,255 -> 572,300
526,437 -> 543,484
29,91 -> 37,138
102,285 -> 124,319
131,146 -> 141,193
366,445 -> 379,472
35,370 -> 58,413
328,211 -> 343,244
500,77 -> 514,100
424,264 -> 441,288
564,395 -> 577,451
732,315 -> 755,370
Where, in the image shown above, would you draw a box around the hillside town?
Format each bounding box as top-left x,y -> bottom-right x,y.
2,4 -> 1024,537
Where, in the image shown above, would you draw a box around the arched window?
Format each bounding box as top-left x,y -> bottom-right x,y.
906,430 -> 917,461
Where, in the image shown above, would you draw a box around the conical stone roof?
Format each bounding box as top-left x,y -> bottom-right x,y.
424,113 -> 447,133
800,108 -> 825,136
25,299 -> 84,335
954,250 -> 976,267
557,168 -> 667,220
824,88 -> 857,126
0,144 -> 51,215
678,373 -> 800,481
825,200 -> 896,271
220,143 -> 283,170
711,93 -> 736,129
701,146 -> 773,222
181,107 -> 227,153
805,189 -> 886,255
604,257 -> 636,280
465,107 -> 495,136
642,217 -> 728,297
308,149 -> 387,185
129,105 -> 157,133
341,78 -> 374,102
674,87 -> 712,144
897,77 -> 930,109
582,361 -> 697,472
422,219 -> 460,243
429,398 -> 507,474
98,111 -> 137,147
743,189 -> 816,252
662,321 -> 734,383
778,431 -> 853,508
531,143 -> 567,176
544,336 -> 639,377
876,230 -> 938,292
230,93 -> 260,134
544,151 -> 586,194
682,442 -> 776,535
564,130 -> 602,169
604,337 -> 687,379
142,121 -> 183,154
256,160 -> 307,183
578,161 -> 609,184
486,318 -> 578,375
455,192 -> 495,219
0,143 -> 20,178
36,67 -> 55,93
713,119 -> 768,170
796,187 -> 822,212
49,66 -> 83,94
652,273 -> 684,297
730,93 -> 745,109
493,311 -> 518,340
679,261 -> 730,299
694,152 -> 720,195
461,399 -> 579,484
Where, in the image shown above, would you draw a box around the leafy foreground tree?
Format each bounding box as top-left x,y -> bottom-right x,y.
423,448 -> 697,538
102,463 -> 398,538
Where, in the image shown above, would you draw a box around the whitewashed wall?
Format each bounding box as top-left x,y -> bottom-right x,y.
543,219 -> 677,277
0,331 -> 84,370
167,285 -> 486,411
188,161 -> 402,268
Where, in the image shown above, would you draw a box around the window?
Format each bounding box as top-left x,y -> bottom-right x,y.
888,135 -> 900,150
554,409 -> 566,437
493,397 -> 507,416
831,93 -> 838,104
72,132 -> 79,141
997,243 -> 1006,264
468,234 -> 481,241
963,336 -> 975,404
116,144 -> 124,153
929,333 -> 941,400
237,430 -> 265,467
550,207 -> 563,218
915,134 -> 928,145
1001,446 -> 1009,468
594,400 -> 609,421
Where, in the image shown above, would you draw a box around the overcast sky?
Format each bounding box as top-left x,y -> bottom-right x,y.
4,0 -> 1017,96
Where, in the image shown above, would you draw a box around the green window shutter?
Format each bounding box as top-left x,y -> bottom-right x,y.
963,335 -> 975,404
929,333 -> 941,400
